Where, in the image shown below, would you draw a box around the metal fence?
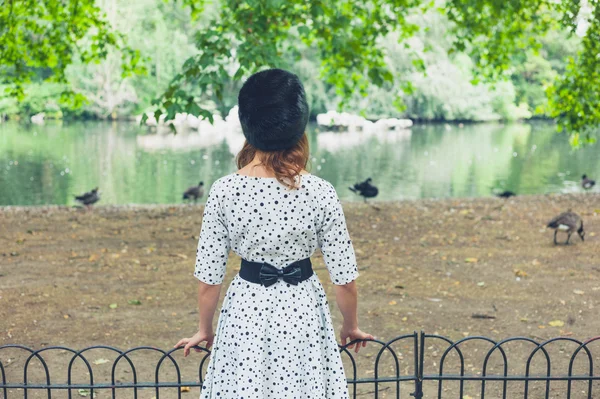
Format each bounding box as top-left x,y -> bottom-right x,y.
1,331 -> 600,398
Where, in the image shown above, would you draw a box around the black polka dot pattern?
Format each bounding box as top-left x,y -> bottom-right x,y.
193,173 -> 359,398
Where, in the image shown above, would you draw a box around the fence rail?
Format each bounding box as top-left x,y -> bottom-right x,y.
2,331 -> 600,398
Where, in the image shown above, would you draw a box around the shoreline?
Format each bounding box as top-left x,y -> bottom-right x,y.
1,192 -> 597,212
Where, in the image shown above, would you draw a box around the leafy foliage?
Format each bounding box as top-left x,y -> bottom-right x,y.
444,0 -> 599,142
547,3 -> 600,146
0,0 -> 144,100
1,0 -> 599,142
153,0 -> 598,140
337,12 -> 534,122
155,0 -> 428,125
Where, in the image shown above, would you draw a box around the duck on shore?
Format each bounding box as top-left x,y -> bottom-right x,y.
496,190 -> 516,198
183,181 -> 204,202
546,211 -> 584,245
75,188 -> 100,209
349,178 -> 378,202
582,175 -> 596,190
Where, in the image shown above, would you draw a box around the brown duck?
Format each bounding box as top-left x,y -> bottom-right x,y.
546,211 -> 584,245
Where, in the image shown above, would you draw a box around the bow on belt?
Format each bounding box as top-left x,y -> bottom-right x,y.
259,263 -> 302,287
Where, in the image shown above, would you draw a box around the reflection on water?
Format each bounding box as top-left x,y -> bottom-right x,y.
0,121 -> 598,205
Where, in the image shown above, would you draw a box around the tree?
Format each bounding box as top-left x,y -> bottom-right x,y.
64,0 -> 199,118
0,0 -> 143,102
1,0 -> 599,143
150,0 -> 597,142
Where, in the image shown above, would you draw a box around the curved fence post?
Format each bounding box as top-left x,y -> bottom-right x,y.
567,336 -> 598,399
1,354 -> 7,399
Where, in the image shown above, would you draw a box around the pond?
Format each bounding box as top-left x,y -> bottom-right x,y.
0,121 -> 598,206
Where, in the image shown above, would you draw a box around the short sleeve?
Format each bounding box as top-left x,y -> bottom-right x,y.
193,182 -> 230,285
317,182 -> 359,285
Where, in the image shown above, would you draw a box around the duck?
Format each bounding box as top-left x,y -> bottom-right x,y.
74,187 -> 100,209
349,178 -> 378,202
582,174 -> 596,190
183,181 -> 204,202
546,211 -> 585,245
496,190 -> 516,198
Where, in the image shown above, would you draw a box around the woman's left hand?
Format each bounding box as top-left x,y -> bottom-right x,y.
174,328 -> 215,357
339,326 -> 374,353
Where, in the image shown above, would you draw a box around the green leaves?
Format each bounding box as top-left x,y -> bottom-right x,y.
152,0 -> 433,126
1,0 -> 599,143
0,0 -> 142,103
444,0 -> 600,143
159,0 -> 598,143
545,3 -> 600,144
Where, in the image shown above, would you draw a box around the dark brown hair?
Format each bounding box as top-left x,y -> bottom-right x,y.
236,133 -> 310,189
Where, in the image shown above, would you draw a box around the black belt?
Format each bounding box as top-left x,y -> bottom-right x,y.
239,258 -> 313,287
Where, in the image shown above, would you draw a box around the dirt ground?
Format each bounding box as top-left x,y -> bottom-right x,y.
1,193 -> 600,398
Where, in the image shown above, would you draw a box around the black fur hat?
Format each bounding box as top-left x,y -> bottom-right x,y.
238,69 -> 309,151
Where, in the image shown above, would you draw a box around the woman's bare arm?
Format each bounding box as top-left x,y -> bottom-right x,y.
334,281 -> 373,352
334,281 -> 358,328
174,281 -> 222,357
197,281 -> 221,329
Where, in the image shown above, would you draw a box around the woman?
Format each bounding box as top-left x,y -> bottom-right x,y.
175,68 -> 372,398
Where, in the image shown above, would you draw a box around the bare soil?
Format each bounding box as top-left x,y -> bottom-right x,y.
1,194 -> 600,398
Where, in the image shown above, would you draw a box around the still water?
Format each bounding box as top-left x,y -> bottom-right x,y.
0,121 -> 598,206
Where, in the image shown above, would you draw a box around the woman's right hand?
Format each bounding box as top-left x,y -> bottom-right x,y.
340,326 -> 374,353
174,327 -> 215,357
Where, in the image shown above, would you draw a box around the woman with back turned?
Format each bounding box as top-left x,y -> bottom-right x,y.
175,68 -> 372,398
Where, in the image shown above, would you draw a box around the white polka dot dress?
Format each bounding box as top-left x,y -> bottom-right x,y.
194,173 -> 359,398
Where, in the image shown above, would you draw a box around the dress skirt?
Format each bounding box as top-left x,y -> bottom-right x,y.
200,274 -> 349,399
